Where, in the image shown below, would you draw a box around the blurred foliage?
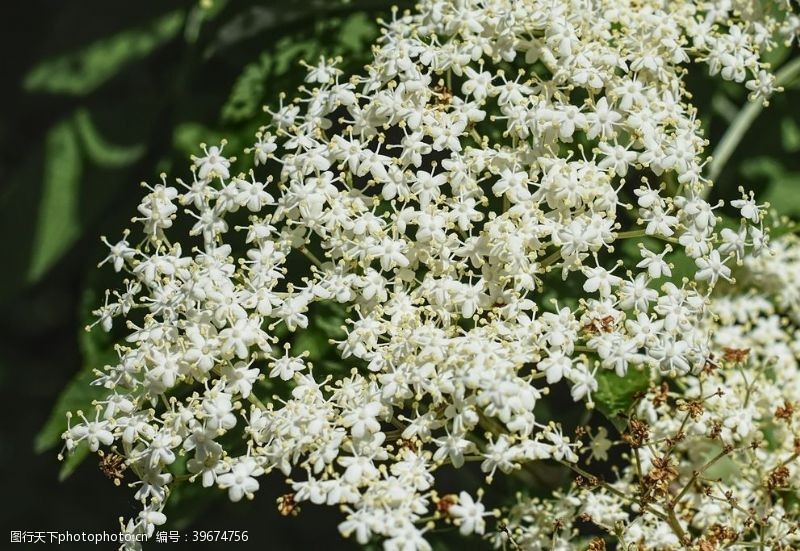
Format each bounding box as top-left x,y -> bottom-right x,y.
1,0 -> 798,545
745,157 -> 800,216
29,118 -> 82,283
23,11 -> 186,96
2,0 -> 402,305
34,287 -> 117,457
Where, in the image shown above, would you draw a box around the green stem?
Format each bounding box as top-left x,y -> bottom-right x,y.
616,229 -> 646,239
671,447 -> 729,505
705,56 -> 800,195
539,249 -> 562,269
615,229 -> 678,245
557,460 -> 670,523
300,246 -> 324,268
666,507 -> 688,547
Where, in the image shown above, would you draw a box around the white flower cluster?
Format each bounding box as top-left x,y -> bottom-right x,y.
501,234 -> 800,549
61,0 -> 798,548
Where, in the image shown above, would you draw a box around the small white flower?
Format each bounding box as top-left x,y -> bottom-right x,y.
448,492 -> 488,535
218,457 -> 264,502
695,250 -> 732,285
193,143 -> 231,180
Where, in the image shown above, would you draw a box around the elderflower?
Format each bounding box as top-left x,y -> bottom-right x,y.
60,0 -> 800,549
448,491 -> 490,536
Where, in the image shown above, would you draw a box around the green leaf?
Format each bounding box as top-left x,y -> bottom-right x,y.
27,118 -> 82,283
272,38 -> 316,76
742,156 -> 785,181
24,10 -> 185,96
74,109 -> 145,168
293,329 -> 330,362
761,42 -> 791,69
336,12 -> 377,53
763,175 -> 800,217
221,53 -> 272,123
594,368 -> 651,431
291,301 -> 347,363
204,3 -> 337,57
221,12 -> 379,124
184,0 -> 229,44
313,302 -> 347,338
711,93 -> 739,124
34,360 -> 110,454
742,157 -> 800,218
35,289 -> 116,467
58,442 -> 91,482
781,118 -> 800,153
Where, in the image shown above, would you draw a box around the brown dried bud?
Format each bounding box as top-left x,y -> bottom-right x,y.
642,456 -> 678,498
583,315 -> 616,335
722,347 -> 750,363
708,523 -> 737,543
652,382 -> 670,407
623,419 -> 650,448
277,493 -> 299,516
678,400 -> 704,419
702,356 -> 719,375
775,401 -> 795,421
397,438 -> 422,452
437,493 -> 458,515
587,537 -> 606,551
98,450 -> 126,486
431,83 -> 453,109
767,465 -> 790,490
